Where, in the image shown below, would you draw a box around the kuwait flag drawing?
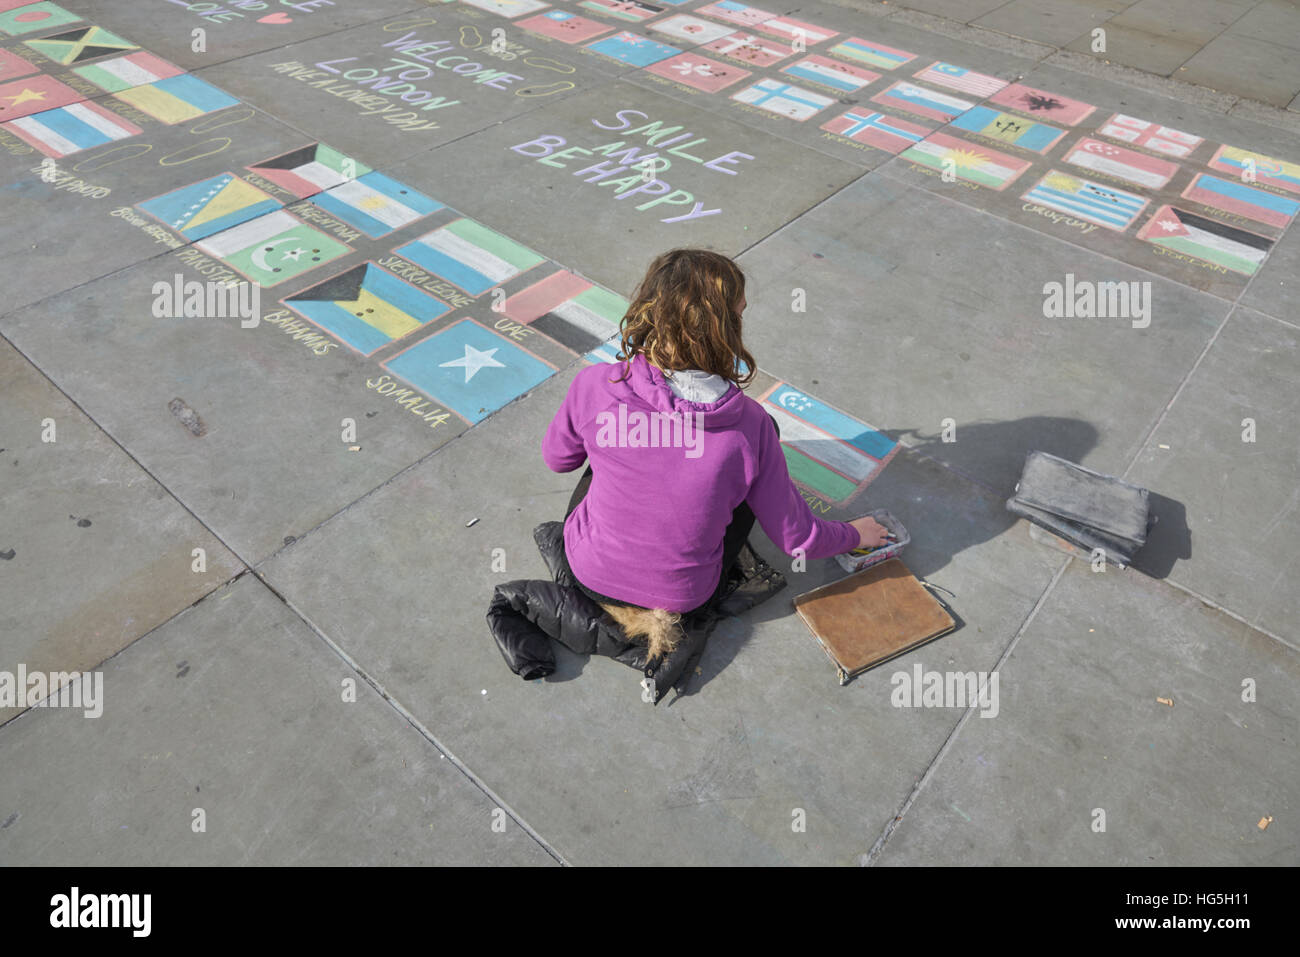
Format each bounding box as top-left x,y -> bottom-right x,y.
1138,205 -> 1272,276
138,173 -> 281,241
72,51 -> 183,93
871,81 -> 973,123
902,132 -> 1032,190
827,37 -> 916,71
781,55 -> 878,93
1207,145 -> 1300,196
309,172 -> 442,238
1023,170 -> 1148,231
195,210 -> 351,287
1096,113 -> 1201,158
1062,137 -> 1177,190
1181,173 -> 1300,229
285,262 -> 450,355
247,143 -> 370,199
114,73 -> 238,124
760,384 -> 897,505
912,62 -> 1007,97
500,270 -> 628,354
949,106 -> 1064,154
820,108 -> 926,153
3,99 -> 140,157
395,219 -> 546,296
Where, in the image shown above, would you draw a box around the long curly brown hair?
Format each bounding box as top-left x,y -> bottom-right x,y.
611,248 -> 756,388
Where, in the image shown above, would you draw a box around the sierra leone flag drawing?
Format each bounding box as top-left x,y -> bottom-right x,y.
500,270 -> 628,353
195,209 -> 351,286
284,262 -> 451,355
246,143 -> 370,199
384,319 -> 557,425
902,132 -> 1032,190
1137,206 -> 1272,276
138,173 -> 281,241
3,99 -> 141,157
309,172 -> 442,238
1207,145 -> 1300,196
394,219 -> 545,296
1023,171 -> 1148,232
827,36 -> 915,70
24,25 -> 135,65
72,51 -> 183,93
760,384 -> 897,505
114,73 -> 239,124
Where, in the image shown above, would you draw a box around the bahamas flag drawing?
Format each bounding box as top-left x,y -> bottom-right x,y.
138,173 -> 281,241
114,73 -> 239,124
285,263 -> 451,355
195,210 -> 351,287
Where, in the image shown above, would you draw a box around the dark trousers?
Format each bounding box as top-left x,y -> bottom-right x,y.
562,414 -> 780,614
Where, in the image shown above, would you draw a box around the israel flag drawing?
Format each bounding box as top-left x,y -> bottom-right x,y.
732,78 -> 834,120
1023,171 -> 1149,232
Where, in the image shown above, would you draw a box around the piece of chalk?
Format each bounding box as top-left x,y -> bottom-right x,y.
466,518 -> 479,528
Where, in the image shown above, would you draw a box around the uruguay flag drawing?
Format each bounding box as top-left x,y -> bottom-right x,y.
1024,171 -> 1148,232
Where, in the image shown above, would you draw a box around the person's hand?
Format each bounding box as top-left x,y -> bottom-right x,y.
849,515 -> 891,550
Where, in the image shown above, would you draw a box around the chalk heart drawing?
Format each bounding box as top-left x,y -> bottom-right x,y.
259,13 -> 293,24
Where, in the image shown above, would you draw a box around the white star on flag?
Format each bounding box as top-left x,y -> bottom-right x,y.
440,344 -> 506,382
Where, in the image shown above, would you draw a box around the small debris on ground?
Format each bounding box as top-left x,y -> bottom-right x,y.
1258,816 -> 1273,830
1156,696 -> 1174,707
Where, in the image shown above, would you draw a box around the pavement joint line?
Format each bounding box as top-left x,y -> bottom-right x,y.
864,553 -> 1075,865
1155,574 -> 1296,651
249,568 -> 571,866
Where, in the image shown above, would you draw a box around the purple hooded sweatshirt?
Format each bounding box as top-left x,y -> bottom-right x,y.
542,353 -> 860,612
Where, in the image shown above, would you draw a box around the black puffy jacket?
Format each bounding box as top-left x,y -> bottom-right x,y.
487,521 -> 787,704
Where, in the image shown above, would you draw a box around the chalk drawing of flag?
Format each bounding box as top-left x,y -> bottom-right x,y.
384,319 -> 556,424
246,143 -> 371,199
578,0 -> 665,23
646,51 -> 749,91
1097,113 -> 1202,158
902,132 -> 1032,190
695,1 -> 777,27
114,73 -> 239,124
1137,205 -> 1272,276
195,209 -> 351,287
0,48 -> 36,82
1023,170 -> 1149,231
913,61 -> 1007,97
0,74 -> 83,119
753,15 -> 837,45
870,81 -> 973,122
4,99 -> 141,157
732,78 -> 834,120
650,13 -> 737,44
585,31 -> 681,66
71,51 -> 183,93
501,270 -> 628,354
460,0 -> 551,18
138,173 -> 282,241
948,106 -> 1064,154
820,108 -> 926,153
24,25 -> 135,65
781,54 -> 878,93
760,384 -> 897,505
1207,145 -> 1300,196
827,36 -> 916,70
1181,173 -> 1300,229
702,31 -> 789,66
310,172 -> 442,238
516,10 -> 614,43
0,2 -> 82,37
1062,137 -> 1178,189
988,83 -> 1095,126
284,262 -> 451,355
583,339 -> 624,364
395,218 -> 546,296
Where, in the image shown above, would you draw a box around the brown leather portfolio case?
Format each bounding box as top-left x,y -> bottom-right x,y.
793,559 -> 956,685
